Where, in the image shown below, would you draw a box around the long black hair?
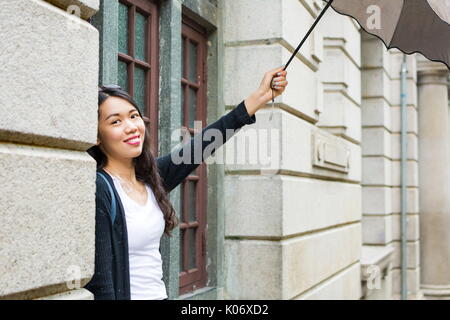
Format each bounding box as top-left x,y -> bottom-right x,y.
87,85 -> 178,236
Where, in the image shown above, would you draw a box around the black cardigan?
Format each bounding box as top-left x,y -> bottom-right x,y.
84,101 -> 256,299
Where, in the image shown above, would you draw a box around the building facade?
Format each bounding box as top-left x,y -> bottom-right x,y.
0,0 -> 449,300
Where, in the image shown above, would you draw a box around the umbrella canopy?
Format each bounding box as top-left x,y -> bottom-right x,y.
283,0 -> 450,70
276,0 -> 449,120
326,0 -> 450,69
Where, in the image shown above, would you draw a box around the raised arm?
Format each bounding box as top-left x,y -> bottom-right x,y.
156,101 -> 253,192
157,67 -> 288,192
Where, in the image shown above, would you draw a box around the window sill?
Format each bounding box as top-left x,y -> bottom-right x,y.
177,287 -> 219,300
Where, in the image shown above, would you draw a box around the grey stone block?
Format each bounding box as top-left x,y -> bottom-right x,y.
225,175 -> 361,238
295,263 -> 361,300
362,215 -> 392,244
224,224 -> 361,299
0,0 -> 99,151
0,143 -> 96,298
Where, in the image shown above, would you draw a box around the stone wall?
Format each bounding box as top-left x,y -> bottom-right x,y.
0,0 -> 99,299
223,0 -> 361,300
360,30 -> 421,299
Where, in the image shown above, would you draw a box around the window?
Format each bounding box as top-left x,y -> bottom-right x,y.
118,0 -> 159,154
179,16 -> 208,295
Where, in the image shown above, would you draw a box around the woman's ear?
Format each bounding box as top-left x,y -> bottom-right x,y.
96,138 -> 101,146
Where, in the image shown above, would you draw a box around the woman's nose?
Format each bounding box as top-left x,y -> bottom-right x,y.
124,119 -> 138,133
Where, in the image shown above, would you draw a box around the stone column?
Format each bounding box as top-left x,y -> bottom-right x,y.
417,57 -> 450,299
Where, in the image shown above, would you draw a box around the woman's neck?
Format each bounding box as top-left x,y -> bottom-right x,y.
103,158 -> 137,183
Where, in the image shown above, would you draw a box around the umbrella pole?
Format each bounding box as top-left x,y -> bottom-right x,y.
283,0 -> 334,70
270,0 -> 334,121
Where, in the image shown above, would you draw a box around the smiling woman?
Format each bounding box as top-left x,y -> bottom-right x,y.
86,85 -> 179,300
84,67 -> 288,300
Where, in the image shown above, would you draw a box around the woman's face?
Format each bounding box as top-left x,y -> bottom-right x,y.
97,96 -> 146,162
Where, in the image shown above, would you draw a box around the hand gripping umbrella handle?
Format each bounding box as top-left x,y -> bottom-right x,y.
270,0 -> 334,121
283,0 -> 334,71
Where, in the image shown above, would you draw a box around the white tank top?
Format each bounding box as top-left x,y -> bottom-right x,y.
111,176 -> 168,300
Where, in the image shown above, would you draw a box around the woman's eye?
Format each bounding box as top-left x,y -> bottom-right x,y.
110,113 -> 139,124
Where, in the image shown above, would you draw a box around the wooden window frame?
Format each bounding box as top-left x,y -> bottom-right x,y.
179,15 -> 208,295
118,0 -> 159,154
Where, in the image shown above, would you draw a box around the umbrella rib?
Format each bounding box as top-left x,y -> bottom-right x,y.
284,0 -> 334,71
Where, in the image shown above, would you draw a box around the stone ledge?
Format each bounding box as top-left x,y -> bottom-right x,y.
182,0 -> 217,28
45,0 -> 99,20
35,288 -> 93,300
392,292 -> 424,300
421,285 -> 450,300
179,287 -> 218,300
360,245 -> 394,299
360,245 -> 394,281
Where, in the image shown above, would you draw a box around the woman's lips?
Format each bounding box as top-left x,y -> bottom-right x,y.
124,136 -> 141,146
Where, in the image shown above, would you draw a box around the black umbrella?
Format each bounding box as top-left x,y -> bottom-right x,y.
270,0 -> 449,118
284,0 -> 450,70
